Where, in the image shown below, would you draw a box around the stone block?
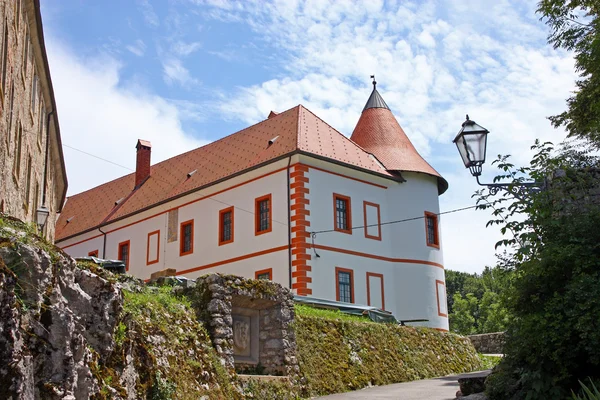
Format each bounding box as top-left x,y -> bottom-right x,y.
150,268 -> 176,280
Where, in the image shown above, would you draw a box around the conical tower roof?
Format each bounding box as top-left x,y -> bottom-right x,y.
350,81 -> 448,194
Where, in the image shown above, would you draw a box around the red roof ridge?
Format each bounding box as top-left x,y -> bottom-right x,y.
99,184 -> 139,225
297,104 -> 373,156
56,104 -> 403,242
146,105 -> 302,173
350,107 -> 448,194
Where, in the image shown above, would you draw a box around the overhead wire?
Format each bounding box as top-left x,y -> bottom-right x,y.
61,142 -> 290,226
59,142 -> 482,231
311,204 -> 480,235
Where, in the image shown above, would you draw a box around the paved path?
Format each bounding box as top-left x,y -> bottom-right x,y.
315,370 -> 491,400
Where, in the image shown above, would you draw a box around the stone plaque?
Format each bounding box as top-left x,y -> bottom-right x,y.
233,315 -> 251,357
232,307 -> 259,364
167,209 -> 178,242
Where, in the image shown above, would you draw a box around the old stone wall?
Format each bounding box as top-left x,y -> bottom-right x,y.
187,274 -> 299,377
0,0 -> 65,242
468,332 -> 505,354
0,216 -> 243,399
0,223 -> 123,399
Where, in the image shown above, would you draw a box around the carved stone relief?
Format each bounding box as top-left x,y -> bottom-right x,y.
231,307 -> 259,364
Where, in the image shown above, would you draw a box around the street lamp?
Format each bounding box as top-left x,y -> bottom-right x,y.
36,205 -> 50,232
453,115 -> 542,199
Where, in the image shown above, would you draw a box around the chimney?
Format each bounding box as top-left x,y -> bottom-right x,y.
135,139 -> 152,188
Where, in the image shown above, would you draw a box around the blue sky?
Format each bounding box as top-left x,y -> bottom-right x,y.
41,1 -> 577,274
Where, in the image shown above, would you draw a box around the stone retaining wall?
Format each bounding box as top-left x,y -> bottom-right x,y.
187,274 -> 299,377
468,332 -> 505,354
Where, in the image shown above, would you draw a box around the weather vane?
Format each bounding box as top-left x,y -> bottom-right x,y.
370,74 -> 376,89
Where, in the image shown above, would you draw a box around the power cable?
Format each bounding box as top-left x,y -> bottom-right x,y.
61,142 -> 289,226
59,142 -> 482,232
311,205 -> 480,235
62,144 -> 134,171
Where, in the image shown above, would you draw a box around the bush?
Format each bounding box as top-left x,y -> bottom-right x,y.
572,380 -> 600,400
481,142 -> 600,399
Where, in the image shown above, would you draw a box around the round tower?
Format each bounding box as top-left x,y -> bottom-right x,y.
350,79 -> 449,330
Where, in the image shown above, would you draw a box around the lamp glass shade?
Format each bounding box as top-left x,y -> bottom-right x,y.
453,119 -> 489,168
36,206 -> 50,227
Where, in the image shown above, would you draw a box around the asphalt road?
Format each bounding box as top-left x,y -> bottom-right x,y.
315,370 -> 491,400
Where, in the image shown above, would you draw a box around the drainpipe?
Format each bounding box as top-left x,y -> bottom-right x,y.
98,226 -> 107,259
287,156 -> 293,290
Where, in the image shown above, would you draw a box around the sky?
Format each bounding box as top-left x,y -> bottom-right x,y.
40,0 -> 577,274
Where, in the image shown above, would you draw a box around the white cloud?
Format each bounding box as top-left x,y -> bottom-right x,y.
162,58 -> 198,87
126,39 -> 146,57
46,40 -> 207,196
196,0 -> 577,273
137,0 -> 159,27
172,40 -> 202,56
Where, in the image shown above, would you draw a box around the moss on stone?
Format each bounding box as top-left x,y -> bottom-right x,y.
294,312 -> 482,397
94,285 -> 241,399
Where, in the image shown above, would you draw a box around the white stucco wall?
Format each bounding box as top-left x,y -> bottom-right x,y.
58,155 -> 449,330
304,162 -> 449,331
60,161 -> 292,286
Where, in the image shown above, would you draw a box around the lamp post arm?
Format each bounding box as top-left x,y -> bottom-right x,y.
475,175 -> 544,200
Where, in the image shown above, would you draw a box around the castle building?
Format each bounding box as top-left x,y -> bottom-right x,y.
0,0 -> 68,241
56,82 -> 449,330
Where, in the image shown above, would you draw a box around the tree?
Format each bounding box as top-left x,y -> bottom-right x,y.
446,267 -> 511,334
449,293 -> 477,335
481,141 -> 600,399
538,1 -> 600,145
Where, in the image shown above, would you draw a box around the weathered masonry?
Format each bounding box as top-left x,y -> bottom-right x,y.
0,0 -> 68,242
188,274 -> 299,376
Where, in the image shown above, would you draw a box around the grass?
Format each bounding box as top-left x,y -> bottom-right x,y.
294,304 -> 375,324
123,285 -> 192,318
478,354 -> 502,370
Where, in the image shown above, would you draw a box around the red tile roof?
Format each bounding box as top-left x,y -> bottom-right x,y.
350,107 -> 448,194
55,105 -> 397,241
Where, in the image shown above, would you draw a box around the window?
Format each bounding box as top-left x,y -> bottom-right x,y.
255,194 -> 272,235
24,156 -> 31,210
38,103 -> 45,146
366,272 -> 385,310
14,0 -> 21,30
255,268 -> 272,280
7,82 -> 14,142
88,250 -> 99,258
180,219 -> 194,256
146,230 -> 160,265
1,24 -> 8,96
31,73 -> 37,112
219,206 -> 234,245
32,181 -> 39,222
22,31 -> 28,79
118,241 -> 130,271
13,123 -> 22,179
424,211 -> 440,248
363,201 -> 381,240
436,280 -> 448,317
335,267 -> 354,303
333,193 -> 352,234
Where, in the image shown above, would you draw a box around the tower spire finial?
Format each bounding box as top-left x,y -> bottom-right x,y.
370,74 -> 376,89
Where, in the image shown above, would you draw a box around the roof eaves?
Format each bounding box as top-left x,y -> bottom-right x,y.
56,150 -> 301,243
296,151 -> 404,184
